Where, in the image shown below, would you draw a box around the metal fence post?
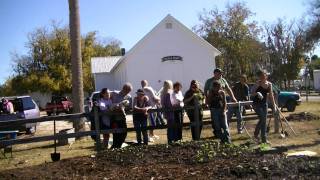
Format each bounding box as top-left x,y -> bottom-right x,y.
93,106 -> 101,152
194,97 -> 200,140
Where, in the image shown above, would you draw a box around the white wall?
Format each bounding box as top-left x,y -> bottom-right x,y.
122,19 -> 216,94
314,70 -> 320,90
112,61 -> 128,91
94,73 -> 115,91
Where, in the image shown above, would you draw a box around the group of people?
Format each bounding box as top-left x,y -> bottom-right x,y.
93,67 -> 276,148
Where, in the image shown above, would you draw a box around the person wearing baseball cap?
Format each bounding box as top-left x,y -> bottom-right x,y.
204,68 -> 236,101
204,68 -> 237,138
132,88 -> 151,145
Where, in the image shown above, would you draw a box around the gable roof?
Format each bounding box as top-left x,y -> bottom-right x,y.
91,56 -> 122,73
110,14 -> 221,72
91,14 -> 221,74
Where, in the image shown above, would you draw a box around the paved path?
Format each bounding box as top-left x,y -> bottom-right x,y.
301,96 -> 320,102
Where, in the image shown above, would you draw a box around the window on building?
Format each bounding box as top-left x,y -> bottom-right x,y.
165,22 -> 172,29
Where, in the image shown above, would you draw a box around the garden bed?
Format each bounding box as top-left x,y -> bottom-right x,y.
1,140 -> 319,179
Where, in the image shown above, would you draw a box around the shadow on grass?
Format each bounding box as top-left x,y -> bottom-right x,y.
284,140 -> 320,151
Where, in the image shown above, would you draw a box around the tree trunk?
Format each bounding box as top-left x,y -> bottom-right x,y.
69,0 -> 85,136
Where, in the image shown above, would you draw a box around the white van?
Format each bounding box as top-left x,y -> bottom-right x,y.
0,96 -> 40,134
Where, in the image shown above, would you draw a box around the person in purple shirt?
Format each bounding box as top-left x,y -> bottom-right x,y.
110,83 -> 132,148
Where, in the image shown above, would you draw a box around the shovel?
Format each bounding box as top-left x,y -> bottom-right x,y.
51,118 -> 60,162
266,114 -> 272,133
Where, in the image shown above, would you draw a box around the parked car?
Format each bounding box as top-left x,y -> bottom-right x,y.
248,83 -> 302,112
45,96 -> 73,116
85,91 -> 100,113
0,96 -> 40,133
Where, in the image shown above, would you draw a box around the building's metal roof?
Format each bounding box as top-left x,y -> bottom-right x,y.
91,56 -> 122,73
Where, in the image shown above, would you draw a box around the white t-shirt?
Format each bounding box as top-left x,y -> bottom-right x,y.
98,98 -> 112,111
98,98 -> 112,127
171,91 -> 184,107
143,86 -> 159,107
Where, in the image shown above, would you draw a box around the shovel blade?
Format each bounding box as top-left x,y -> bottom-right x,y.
51,153 -> 61,162
284,131 -> 289,136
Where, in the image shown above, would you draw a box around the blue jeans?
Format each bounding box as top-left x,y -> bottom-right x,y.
253,103 -> 268,143
210,108 -> 231,143
227,106 -> 243,132
149,111 -> 164,126
133,114 -> 148,145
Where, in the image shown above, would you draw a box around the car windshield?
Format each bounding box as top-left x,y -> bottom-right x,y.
92,93 -> 100,102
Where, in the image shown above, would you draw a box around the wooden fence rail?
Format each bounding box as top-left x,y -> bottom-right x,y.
1,101 -> 278,152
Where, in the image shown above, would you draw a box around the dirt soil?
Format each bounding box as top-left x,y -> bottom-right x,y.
0,140 -> 319,179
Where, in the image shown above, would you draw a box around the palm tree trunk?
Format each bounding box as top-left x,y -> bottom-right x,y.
69,0 -> 85,135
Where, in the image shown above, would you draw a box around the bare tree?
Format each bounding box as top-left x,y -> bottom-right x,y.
69,0 -> 85,134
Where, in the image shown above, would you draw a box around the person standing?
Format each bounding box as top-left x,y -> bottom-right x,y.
110,83 -> 132,148
227,74 -> 249,134
251,70 -> 276,144
206,81 -> 231,144
204,68 -> 237,137
171,82 -> 184,141
184,80 -> 205,140
160,80 -> 175,144
141,80 -> 161,141
133,89 -> 151,145
204,68 -> 237,102
97,88 -> 113,147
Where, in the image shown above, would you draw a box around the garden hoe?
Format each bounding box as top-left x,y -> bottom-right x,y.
276,106 -> 297,136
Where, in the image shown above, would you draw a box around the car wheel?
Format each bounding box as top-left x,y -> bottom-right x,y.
286,100 -> 296,112
26,127 -> 36,135
47,112 -> 52,116
66,108 -> 72,114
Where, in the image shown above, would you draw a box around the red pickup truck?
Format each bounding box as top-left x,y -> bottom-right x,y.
45,96 -> 73,116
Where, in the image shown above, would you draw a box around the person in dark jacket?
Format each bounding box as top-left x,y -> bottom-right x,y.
183,80 -> 204,140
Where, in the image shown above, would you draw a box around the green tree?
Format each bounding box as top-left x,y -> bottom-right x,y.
194,2 -> 265,81
264,19 -> 308,89
1,25 -> 121,96
306,0 -> 320,45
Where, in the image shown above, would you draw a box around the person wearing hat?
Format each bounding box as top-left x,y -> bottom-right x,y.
204,68 -> 236,101
251,69 -> 276,144
133,89 -> 151,145
204,68 -> 237,137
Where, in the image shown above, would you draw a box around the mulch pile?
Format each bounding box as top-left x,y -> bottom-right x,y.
287,112 -> 320,121
1,140 -> 319,179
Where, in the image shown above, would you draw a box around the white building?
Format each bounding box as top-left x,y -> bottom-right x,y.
314,70 -> 320,91
91,14 -> 221,93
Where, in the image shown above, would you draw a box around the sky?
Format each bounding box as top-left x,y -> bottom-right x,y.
0,0 -> 317,85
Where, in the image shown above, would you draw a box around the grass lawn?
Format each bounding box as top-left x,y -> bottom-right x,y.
0,102 -> 319,171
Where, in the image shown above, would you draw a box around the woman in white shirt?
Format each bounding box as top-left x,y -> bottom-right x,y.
172,82 -> 184,141
97,88 -> 112,147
